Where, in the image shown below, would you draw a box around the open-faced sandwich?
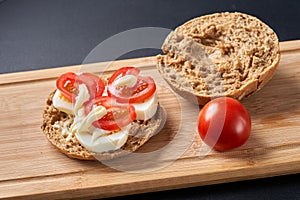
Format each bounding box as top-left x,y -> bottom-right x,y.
41,67 -> 165,160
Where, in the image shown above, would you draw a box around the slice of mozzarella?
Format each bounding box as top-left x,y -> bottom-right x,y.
75,127 -> 129,153
132,92 -> 158,121
52,89 -> 73,114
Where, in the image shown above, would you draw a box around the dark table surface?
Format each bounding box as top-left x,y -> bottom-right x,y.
1,0 -> 300,199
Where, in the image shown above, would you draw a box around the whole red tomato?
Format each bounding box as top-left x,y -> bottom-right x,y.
198,97 -> 251,151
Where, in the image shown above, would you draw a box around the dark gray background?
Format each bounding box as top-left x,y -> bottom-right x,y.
1,0 -> 299,199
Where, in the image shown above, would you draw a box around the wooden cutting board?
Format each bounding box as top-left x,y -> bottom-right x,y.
0,40 -> 299,199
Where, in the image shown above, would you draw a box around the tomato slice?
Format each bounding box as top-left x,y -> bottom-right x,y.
85,96 -> 136,131
56,72 -> 77,101
107,66 -> 156,103
77,72 -> 105,100
56,72 -> 105,102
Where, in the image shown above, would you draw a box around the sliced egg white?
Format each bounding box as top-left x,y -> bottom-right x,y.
52,89 -> 73,114
132,92 -> 158,121
75,127 -> 129,153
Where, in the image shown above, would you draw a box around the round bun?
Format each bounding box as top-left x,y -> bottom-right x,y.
157,12 -> 280,105
41,91 -> 166,161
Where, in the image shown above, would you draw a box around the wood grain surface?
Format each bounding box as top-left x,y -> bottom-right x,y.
0,40 -> 299,199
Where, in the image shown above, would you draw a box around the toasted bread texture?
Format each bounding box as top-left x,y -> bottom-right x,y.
157,12 -> 280,105
41,91 -> 165,161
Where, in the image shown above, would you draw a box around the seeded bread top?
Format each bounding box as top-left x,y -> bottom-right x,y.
157,12 -> 280,104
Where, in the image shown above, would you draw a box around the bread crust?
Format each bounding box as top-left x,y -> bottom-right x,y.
41,91 -> 166,161
157,12 -> 280,105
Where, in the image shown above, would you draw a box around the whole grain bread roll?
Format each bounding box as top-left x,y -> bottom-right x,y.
41,91 -> 166,161
157,12 -> 280,105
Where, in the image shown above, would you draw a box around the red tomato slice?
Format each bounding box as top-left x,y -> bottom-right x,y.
76,72 -> 105,100
85,96 -> 136,131
107,66 -> 156,103
56,72 -> 77,101
198,97 -> 251,151
56,72 -> 105,102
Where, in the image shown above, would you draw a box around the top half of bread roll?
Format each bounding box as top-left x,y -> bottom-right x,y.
157,12 -> 280,105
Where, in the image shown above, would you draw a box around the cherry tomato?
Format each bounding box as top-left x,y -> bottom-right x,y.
56,72 -> 105,102
198,97 -> 251,151
85,96 -> 136,131
107,66 -> 156,103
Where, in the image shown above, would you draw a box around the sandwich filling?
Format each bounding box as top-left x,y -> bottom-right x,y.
51,68 -> 158,154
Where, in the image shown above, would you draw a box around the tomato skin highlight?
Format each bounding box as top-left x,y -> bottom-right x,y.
198,97 -> 251,151
56,72 -> 105,102
84,96 -> 136,131
107,66 -> 156,103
